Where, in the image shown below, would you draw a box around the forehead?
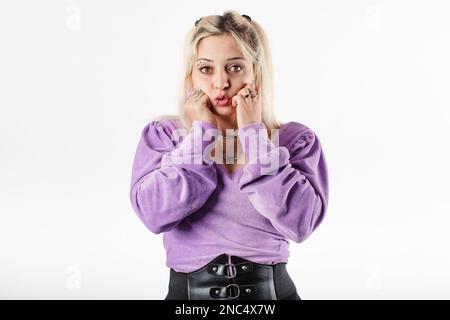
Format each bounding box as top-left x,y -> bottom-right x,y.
196,35 -> 244,62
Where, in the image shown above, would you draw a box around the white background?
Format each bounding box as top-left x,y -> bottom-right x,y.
1,0 -> 449,299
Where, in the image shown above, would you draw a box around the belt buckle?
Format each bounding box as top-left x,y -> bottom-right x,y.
224,263 -> 237,279
226,283 -> 240,299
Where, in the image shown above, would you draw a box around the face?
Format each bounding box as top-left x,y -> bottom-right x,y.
191,34 -> 255,117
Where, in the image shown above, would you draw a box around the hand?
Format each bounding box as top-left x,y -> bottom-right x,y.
184,88 -> 218,128
231,80 -> 262,128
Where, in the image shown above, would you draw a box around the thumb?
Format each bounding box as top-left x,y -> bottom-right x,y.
202,93 -> 212,106
232,96 -> 237,107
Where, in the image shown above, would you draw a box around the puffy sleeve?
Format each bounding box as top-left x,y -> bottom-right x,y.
129,119 -> 220,234
236,122 -> 329,243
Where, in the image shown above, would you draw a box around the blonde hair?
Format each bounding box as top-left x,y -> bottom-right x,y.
157,10 -> 283,139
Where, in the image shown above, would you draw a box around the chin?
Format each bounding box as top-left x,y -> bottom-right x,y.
213,105 -> 235,115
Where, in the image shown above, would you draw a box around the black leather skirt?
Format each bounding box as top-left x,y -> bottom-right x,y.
165,253 -> 301,300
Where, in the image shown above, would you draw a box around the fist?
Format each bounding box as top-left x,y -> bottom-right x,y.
231,81 -> 262,128
184,88 -> 218,127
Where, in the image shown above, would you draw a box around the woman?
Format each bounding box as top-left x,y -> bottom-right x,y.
129,10 -> 329,300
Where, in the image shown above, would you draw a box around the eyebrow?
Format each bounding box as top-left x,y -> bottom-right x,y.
196,57 -> 245,62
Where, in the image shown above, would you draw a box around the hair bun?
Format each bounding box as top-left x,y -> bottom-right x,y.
195,17 -> 203,27
195,14 -> 251,27
242,14 -> 251,22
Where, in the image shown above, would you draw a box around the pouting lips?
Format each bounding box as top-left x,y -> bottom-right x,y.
215,97 -> 231,106
215,94 -> 231,101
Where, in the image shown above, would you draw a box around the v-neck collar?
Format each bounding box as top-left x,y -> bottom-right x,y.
215,162 -> 245,181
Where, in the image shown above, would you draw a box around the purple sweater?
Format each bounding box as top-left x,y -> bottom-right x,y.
129,119 -> 329,273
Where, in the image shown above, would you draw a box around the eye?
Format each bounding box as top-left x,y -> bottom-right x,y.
230,64 -> 243,72
199,66 -> 211,74
198,64 -> 244,74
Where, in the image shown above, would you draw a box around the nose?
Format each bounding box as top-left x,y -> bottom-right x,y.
214,69 -> 230,90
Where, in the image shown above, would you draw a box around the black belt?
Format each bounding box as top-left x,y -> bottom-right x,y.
166,253 -> 298,300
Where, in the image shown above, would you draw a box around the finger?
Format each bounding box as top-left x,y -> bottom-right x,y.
247,83 -> 257,96
244,86 -> 254,98
192,89 -> 202,99
238,83 -> 251,93
232,95 -> 244,107
201,92 -> 212,104
201,93 -> 210,102
234,94 -> 246,106
249,82 -> 259,97
238,85 -> 251,98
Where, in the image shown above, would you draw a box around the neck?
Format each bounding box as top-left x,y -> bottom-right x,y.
215,114 -> 238,135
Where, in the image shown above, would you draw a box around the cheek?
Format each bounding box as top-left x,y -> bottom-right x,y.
240,72 -> 253,83
191,70 -> 202,84
192,73 -> 208,86
246,70 -> 255,80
